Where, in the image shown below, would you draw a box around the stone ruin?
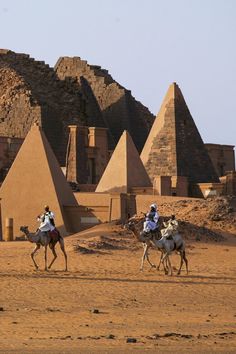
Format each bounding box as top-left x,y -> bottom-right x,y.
0,49 -> 235,198
55,56 -> 154,152
0,49 -> 154,170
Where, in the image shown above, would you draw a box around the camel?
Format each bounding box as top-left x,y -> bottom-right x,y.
125,218 -> 169,273
125,217 -> 188,275
20,226 -> 68,271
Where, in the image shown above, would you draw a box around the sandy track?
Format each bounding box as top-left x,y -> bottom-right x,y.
0,230 -> 236,353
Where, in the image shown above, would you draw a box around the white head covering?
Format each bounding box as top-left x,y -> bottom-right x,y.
150,203 -> 157,210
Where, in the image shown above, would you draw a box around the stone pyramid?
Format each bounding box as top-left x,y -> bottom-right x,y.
0,124 -> 79,239
141,83 -> 219,184
95,130 -> 152,193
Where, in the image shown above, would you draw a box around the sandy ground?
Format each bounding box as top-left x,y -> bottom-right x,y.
0,221 -> 236,354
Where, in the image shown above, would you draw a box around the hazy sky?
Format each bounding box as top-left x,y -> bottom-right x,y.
0,0 -> 235,146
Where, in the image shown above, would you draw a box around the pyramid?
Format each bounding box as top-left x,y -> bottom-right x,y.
141,83 -> 219,184
0,124 -> 79,239
95,130 -> 152,193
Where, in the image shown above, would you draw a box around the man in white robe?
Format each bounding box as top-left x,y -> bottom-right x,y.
143,203 -> 159,233
37,205 -> 55,232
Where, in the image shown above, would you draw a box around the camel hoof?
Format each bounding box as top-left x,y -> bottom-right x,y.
149,265 -> 156,271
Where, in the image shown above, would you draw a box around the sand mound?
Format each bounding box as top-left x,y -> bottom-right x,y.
158,196 -> 236,235
73,245 -> 98,254
69,230 -> 138,254
68,197 -> 236,254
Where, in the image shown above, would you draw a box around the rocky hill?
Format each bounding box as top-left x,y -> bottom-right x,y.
0,49 -> 103,165
0,50 -> 154,167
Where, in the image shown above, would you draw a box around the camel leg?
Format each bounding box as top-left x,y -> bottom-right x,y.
166,255 -> 173,276
157,252 -> 165,271
145,247 -> 156,270
140,243 -> 155,271
31,244 -> 40,270
59,238 -> 68,271
48,245 -> 57,270
44,245 -> 48,271
140,243 -> 148,271
164,257 -> 170,275
177,252 -> 184,275
177,250 -> 188,275
157,253 -> 169,273
183,250 -> 188,274
162,253 -> 172,275
159,252 -> 168,274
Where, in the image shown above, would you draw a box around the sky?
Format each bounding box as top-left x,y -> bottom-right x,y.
0,0 -> 235,146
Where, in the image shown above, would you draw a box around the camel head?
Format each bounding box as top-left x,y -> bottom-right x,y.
124,216 -> 142,233
124,216 -> 145,242
20,225 -> 29,234
124,220 -> 135,232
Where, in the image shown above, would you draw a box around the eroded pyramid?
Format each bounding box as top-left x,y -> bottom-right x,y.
95,130 -> 151,193
141,83 -> 219,184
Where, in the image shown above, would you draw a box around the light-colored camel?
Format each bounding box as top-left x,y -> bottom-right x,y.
126,218 -> 169,273
126,217 -> 188,275
20,226 -> 68,271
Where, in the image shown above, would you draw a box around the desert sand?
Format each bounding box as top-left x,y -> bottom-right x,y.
0,197 -> 236,354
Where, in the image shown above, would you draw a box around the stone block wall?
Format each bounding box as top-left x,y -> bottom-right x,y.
153,176 -> 172,196
144,97 -> 178,179
205,143 -> 235,177
0,50 -> 99,166
225,171 -> 236,195
55,57 -> 154,152
142,83 -> 219,188
174,87 -> 219,183
66,125 -> 109,185
0,136 -> 23,180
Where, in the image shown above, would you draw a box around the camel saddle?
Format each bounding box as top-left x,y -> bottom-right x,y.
49,229 -> 60,242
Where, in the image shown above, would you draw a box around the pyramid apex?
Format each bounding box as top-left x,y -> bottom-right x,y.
31,122 -> 41,131
141,83 -> 219,184
96,129 -> 151,193
120,130 -> 130,141
163,82 -> 183,100
0,123 -> 78,238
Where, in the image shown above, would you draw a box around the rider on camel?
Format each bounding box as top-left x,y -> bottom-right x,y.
162,214 -> 179,237
163,214 -> 178,231
143,203 -> 159,234
37,205 -> 55,234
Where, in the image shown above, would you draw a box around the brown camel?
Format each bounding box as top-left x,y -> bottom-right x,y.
20,226 -> 68,271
